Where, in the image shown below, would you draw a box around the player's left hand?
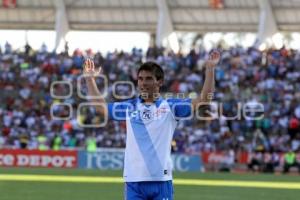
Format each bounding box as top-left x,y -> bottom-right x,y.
83,58 -> 102,76
206,50 -> 221,68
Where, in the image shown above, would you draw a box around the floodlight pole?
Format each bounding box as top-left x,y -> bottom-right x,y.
54,0 -> 69,52
255,0 -> 278,46
155,0 -> 179,51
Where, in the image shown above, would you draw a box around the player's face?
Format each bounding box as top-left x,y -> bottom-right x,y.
137,70 -> 162,99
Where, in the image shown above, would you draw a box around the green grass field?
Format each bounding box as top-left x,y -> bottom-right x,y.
1,167 -> 300,200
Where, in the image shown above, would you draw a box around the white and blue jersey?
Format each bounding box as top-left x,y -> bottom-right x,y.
107,97 -> 192,182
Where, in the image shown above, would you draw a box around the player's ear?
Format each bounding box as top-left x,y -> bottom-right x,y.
157,79 -> 163,87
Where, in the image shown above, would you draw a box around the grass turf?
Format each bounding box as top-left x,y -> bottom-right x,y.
0,167 -> 299,200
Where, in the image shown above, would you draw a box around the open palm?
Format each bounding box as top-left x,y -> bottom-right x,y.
83,58 -> 102,76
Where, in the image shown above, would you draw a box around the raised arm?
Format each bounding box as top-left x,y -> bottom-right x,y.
192,50 -> 220,109
83,58 -> 108,119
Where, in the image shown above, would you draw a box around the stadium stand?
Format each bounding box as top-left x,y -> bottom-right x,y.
0,43 -> 299,158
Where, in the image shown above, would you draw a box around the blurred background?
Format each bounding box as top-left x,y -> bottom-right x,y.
0,1 -> 300,199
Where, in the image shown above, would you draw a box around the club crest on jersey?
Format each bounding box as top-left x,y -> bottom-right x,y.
141,109 -> 153,120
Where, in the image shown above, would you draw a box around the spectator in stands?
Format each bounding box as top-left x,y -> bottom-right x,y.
262,150 -> 280,173
283,149 -> 300,173
219,148 -> 235,172
0,42 -> 299,167
248,150 -> 263,172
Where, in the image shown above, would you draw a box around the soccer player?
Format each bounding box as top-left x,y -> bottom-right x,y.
83,51 -> 220,200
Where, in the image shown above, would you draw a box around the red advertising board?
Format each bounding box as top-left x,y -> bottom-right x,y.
2,0 -> 16,8
201,151 -> 249,164
0,149 -> 77,168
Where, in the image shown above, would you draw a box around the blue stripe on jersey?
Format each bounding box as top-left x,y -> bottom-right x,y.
167,98 -> 192,118
129,117 -> 163,177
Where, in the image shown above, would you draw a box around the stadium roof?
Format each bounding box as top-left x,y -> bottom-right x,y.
0,0 -> 300,32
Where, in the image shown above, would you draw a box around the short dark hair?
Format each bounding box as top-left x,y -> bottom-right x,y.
137,61 -> 164,81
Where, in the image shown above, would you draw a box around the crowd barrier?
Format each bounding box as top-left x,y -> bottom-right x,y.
0,149 -> 203,172
2,149 -> 296,172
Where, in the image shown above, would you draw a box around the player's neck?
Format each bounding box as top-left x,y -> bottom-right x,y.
141,94 -> 161,104
143,98 -> 154,103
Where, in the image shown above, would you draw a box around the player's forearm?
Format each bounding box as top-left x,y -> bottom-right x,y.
200,67 -> 215,103
192,49 -> 220,110
85,77 -> 108,116
85,76 -> 101,97
192,67 -> 215,111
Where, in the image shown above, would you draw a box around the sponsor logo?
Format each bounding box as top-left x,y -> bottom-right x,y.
0,149 -> 77,168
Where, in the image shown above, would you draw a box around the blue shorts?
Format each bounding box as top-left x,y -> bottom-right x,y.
124,180 -> 173,200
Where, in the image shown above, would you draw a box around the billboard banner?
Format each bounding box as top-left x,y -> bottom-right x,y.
0,149 -> 77,168
201,151 -> 249,164
78,150 -> 203,172
171,154 -> 203,172
78,150 -> 124,170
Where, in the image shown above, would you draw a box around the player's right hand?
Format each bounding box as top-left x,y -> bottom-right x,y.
83,58 -> 102,76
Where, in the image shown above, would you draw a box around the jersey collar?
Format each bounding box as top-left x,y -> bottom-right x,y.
137,95 -> 163,108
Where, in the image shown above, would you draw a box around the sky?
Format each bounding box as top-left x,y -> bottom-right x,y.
0,30 -> 150,54
0,30 -> 299,55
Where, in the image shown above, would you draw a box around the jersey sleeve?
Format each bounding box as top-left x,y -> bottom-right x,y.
167,98 -> 193,120
107,100 -> 134,121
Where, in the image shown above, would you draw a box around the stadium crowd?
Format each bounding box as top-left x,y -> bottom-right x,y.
0,42 -> 299,165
